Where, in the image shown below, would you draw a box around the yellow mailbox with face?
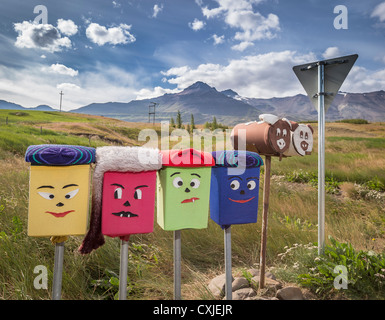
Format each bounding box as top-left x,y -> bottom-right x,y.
25,145 -> 96,237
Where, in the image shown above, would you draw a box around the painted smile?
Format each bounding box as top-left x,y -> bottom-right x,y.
228,197 -> 255,204
46,210 -> 75,218
181,197 -> 200,204
112,211 -> 139,218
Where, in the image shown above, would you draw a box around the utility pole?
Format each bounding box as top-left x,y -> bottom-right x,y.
59,91 -> 64,112
148,102 -> 158,124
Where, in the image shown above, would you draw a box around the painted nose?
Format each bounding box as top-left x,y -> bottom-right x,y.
123,200 -> 131,207
185,188 -> 190,193
56,202 -> 64,207
240,190 -> 245,195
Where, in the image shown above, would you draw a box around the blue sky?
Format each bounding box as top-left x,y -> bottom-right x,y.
0,0 -> 385,110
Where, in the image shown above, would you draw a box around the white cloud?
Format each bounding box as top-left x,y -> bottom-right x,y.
341,65 -> 385,93
57,83 -> 81,90
212,34 -> 225,45
85,23 -> 136,46
57,19 -> 78,36
13,21 -> 72,53
199,0 -> 280,51
161,66 -> 190,77
47,63 -> 79,77
162,50 -> 318,98
322,47 -> 341,59
231,41 -> 253,51
112,1 -> 121,8
371,2 -> 385,22
189,18 -> 206,31
152,4 -> 164,18
135,86 -> 179,100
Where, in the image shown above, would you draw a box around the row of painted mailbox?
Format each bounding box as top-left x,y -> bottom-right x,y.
26,145 -> 265,254
25,114 -> 314,254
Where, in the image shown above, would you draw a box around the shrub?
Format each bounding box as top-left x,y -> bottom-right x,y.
284,170 -> 341,194
298,237 -> 385,299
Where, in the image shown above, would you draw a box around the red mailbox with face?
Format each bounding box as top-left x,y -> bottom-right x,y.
79,146 -> 162,254
101,171 -> 156,237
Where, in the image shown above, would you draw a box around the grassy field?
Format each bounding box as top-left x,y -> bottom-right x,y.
0,110 -> 384,300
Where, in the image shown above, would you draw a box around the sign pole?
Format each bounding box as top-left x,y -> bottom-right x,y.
174,230 -> 182,300
293,53 -> 358,256
52,241 -> 64,300
259,155 -> 271,289
224,225 -> 232,300
119,239 -> 129,300
317,63 -> 326,255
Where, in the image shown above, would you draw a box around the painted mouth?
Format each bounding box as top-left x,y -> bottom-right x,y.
228,197 -> 255,204
181,197 -> 200,204
46,210 -> 75,218
112,211 -> 138,218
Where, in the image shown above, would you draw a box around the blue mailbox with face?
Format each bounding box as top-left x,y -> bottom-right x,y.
210,150 -> 263,228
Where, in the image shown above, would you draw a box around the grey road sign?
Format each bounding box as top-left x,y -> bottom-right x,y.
293,54 -> 358,112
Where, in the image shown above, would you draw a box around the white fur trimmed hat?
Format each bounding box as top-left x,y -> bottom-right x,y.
79,146 -> 162,254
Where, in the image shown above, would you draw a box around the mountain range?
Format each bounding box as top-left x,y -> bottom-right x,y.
2,81 -> 385,125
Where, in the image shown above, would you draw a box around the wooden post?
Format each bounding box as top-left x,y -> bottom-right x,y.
259,155 -> 271,289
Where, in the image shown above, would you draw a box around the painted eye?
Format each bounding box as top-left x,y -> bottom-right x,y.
283,129 -> 287,137
134,189 -> 142,200
247,181 -> 256,190
114,188 -> 123,199
172,177 -> 183,188
38,192 -> 55,200
276,128 -> 281,136
305,132 -> 309,139
190,178 -> 200,189
230,180 -> 240,190
65,189 -> 79,199
300,131 -> 304,139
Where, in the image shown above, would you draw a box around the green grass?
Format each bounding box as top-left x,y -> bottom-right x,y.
0,109 -> 99,125
0,123 -> 107,157
327,136 -> 385,149
334,119 -> 369,124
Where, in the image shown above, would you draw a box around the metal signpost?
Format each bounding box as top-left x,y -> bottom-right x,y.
52,241 -> 65,300
174,230 -> 182,300
224,226 -> 232,300
293,54 -> 358,254
119,239 -> 130,300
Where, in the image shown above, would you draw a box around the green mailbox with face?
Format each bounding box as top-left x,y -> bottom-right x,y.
157,148 -> 215,231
